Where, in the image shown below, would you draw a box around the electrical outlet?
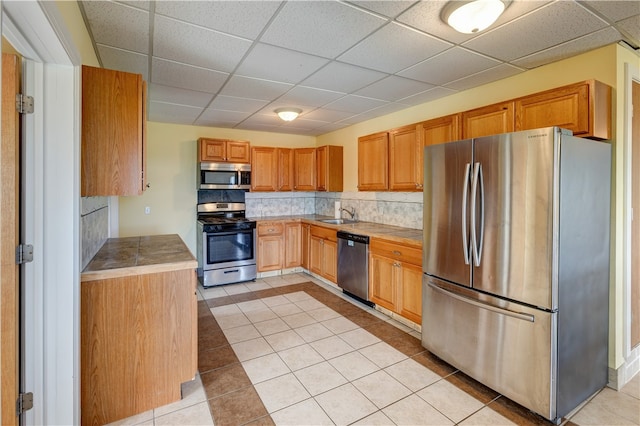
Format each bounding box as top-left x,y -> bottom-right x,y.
145,206 -> 151,215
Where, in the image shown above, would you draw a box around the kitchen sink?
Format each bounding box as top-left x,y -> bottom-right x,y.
319,218 -> 357,225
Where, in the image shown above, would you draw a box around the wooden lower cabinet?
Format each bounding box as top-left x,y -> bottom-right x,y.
369,238 -> 423,324
257,222 -> 284,272
309,225 -> 337,283
81,269 -> 197,425
301,223 -> 310,270
285,222 -> 302,268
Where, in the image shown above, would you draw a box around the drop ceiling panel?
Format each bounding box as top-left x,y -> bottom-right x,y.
209,95 -> 269,113
583,1 -> 640,22
154,1 -> 282,39
303,108 -> 358,122
82,1 -> 149,53
399,86 -> 458,106
96,44 -> 148,80
151,57 -> 228,94
444,63 -> 524,91
220,75 -> 293,100
355,75 -> 434,102
618,15 -> 640,44
277,86 -> 345,108
347,1 -> 418,19
259,1 -> 387,58
148,83 -> 213,108
235,43 -> 329,84
512,27 -> 623,69
324,94 -> 386,114
197,109 -> 253,124
398,47 -> 501,85
338,22 -> 452,73
148,101 -> 203,124
464,1 -> 609,61
153,15 -> 252,72
300,61 -> 387,93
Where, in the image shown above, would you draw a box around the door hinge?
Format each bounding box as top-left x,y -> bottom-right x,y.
16,244 -> 34,264
16,392 -> 33,416
16,94 -> 34,114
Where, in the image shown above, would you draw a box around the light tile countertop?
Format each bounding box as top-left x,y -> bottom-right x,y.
81,234 -> 197,282
251,215 -> 423,247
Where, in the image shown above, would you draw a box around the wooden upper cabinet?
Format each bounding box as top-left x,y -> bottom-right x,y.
358,132 -> 389,191
389,125 -> 422,191
293,148 -> 316,191
462,101 -> 515,139
316,145 -> 343,192
418,114 -> 461,146
81,65 -> 146,196
277,148 -> 294,191
199,138 -> 250,163
515,80 -> 611,140
250,147 -> 278,192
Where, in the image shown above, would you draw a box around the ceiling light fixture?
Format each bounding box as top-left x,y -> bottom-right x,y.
275,108 -> 302,122
442,0 -> 507,34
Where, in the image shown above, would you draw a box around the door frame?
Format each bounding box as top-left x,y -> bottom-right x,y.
2,2 -> 81,425
623,62 -> 640,386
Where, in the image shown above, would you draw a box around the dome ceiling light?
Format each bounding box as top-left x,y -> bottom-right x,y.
275,108 -> 302,122
441,0 -> 509,34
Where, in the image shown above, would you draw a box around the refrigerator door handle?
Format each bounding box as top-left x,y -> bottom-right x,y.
462,163 -> 471,265
428,282 -> 535,322
470,162 -> 485,266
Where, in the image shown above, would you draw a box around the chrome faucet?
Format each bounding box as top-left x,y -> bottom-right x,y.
340,207 -> 356,220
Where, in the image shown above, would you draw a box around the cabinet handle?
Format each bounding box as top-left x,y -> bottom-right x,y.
393,250 -> 401,256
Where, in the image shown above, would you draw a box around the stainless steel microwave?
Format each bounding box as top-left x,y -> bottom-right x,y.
198,162 -> 251,190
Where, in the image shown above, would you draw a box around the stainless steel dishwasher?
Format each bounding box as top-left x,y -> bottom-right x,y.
337,231 -> 373,306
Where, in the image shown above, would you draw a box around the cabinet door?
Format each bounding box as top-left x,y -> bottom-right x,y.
418,114 -> 461,146
251,147 -> 278,191
285,222 -> 301,268
315,145 -> 343,192
515,80 -> 611,139
278,148 -> 294,191
258,235 -> 284,272
358,132 -> 388,191
294,148 -> 316,191
309,236 -> 323,275
322,239 -> 337,283
82,65 -> 144,196
199,138 -> 227,162
389,124 -> 422,191
462,101 -> 514,139
398,262 -> 423,324
369,253 -> 396,311
301,224 -> 310,270
316,146 -> 328,191
226,140 -> 250,163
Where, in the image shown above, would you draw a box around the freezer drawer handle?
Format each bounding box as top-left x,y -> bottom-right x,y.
462,163 -> 471,265
428,282 -> 534,323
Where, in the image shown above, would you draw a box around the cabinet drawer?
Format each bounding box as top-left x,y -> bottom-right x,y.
370,238 -> 422,266
258,223 -> 284,236
310,225 -> 337,242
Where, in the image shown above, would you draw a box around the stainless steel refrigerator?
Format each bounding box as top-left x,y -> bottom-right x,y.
422,127 -> 611,424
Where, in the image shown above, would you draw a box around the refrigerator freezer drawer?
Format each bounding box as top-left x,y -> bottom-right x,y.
422,277 -> 556,421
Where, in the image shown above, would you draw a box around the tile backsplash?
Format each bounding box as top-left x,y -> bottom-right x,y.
81,196 -> 109,269
246,191 -> 423,230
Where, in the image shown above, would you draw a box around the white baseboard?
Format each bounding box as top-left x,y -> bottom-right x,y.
608,344 -> 640,390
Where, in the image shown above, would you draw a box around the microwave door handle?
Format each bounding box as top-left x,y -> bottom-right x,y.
461,163 -> 471,265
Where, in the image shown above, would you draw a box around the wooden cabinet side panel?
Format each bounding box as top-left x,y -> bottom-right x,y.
81,270 -> 195,425
82,66 -> 143,196
358,132 -> 389,191
591,80 -> 612,140
462,102 -> 514,139
301,224 -> 310,270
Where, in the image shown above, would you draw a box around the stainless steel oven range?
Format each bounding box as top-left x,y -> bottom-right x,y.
196,201 -> 256,287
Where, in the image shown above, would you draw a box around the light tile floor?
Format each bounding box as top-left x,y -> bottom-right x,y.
110,272 -> 640,426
